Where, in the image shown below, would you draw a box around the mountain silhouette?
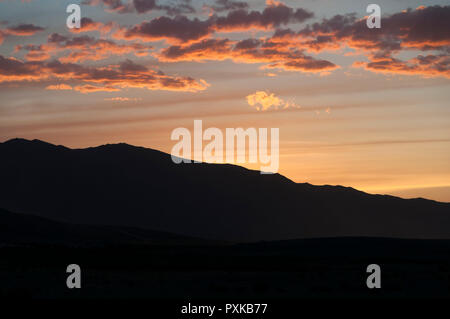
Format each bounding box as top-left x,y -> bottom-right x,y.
0,138 -> 449,241
0,207 -> 207,247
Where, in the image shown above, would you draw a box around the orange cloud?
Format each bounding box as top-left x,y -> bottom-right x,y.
69,18 -> 117,35
158,38 -> 234,61
45,84 -> 73,90
247,90 -> 282,111
0,55 -> 209,93
74,84 -> 120,94
247,90 -> 300,111
15,33 -> 153,63
158,37 -> 338,74
0,23 -> 45,44
0,31 -> 6,45
353,54 -> 450,79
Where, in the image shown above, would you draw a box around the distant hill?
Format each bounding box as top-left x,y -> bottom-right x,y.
0,207 -> 206,247
0,138 -> 449,241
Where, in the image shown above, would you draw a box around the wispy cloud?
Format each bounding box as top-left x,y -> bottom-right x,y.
104,97 -> 142,102
45,83 -> 72,90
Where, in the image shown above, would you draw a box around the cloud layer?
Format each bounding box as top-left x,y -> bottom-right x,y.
0,2 -> 448,95
0,55 -> 209,92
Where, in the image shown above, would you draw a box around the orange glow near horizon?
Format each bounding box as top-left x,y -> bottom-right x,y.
0,1 -> 449,202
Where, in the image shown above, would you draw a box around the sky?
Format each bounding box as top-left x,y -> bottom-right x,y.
0,0 -> 449,202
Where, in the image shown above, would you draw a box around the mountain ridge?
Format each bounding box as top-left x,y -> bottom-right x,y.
0,138 -> 435,201
1,138 -> 449,241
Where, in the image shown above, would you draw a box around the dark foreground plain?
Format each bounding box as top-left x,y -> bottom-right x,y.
1,240 -> 450,300
1,209 -> 450,299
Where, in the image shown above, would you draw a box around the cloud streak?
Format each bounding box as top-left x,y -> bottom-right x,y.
82,0 -> 195,15
16,33 -> 153,63
0,23 -> 44,44
0,55 -> 209,92
158,37 -> 338,73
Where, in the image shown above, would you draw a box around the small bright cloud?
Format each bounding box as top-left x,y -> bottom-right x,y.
246,90 -> 300,111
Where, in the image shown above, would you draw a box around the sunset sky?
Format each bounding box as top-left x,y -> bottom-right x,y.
0,0 -> 449,201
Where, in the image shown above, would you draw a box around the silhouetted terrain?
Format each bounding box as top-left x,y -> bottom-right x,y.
1,138 -> 449,241
1,158 -> 450,299
0,207 -> 209,247
1,211 -> 450,299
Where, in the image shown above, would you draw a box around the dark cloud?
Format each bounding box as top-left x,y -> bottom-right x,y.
297,6 -> 450,53
354,54 -> 450,78
4,2 -> 448,81
234,38 -> 260,50
81,0 -> 133,13
133,0 -> 157,13
209,0 -> 249,12
0,23 -> 45,45
119,2 -> 313,43
213,4 -> 313,31
83,0 -> 195,15
157,0 -> 196,15
158,36 -> 338,74
273,5 -> 450,78
5,23 -> 45,35
160,38 -> 232,60
120,15 -> 212,43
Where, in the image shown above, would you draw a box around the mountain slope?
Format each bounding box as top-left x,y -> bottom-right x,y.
0,207 -> 205,247
0,138 -> 449,241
